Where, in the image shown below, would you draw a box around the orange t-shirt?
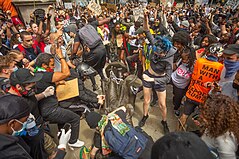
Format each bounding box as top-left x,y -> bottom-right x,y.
0,0 -> 18,17
186,58 -> 224,103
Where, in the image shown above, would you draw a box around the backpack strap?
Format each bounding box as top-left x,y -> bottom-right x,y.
32,44 -> 38,55
17,44 -> 26,54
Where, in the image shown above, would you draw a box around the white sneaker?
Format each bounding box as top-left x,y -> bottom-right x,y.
68,140 -> 85,148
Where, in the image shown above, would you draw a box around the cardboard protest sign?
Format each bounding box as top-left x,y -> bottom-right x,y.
225,0 -> 239,11
64,2 -> 73,9
133,6 -> 144,22
88,0 -> 102,16
107,3 -> 117,12
56,78 -> 79,102
149,2 -> 156,8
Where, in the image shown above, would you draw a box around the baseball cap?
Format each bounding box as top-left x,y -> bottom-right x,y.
10,68 -> 43,86
0,94 -> 30,124
151,132 -> 214,159
223,44 -> 239,55
181,20 -> 189,28
85,111 -> 102,129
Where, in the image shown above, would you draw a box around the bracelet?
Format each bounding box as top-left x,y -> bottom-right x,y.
59,57 -> 65,60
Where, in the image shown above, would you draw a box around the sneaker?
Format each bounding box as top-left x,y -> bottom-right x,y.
68,140 -> 85,148
92,84 -> 99,91
138,115 -> 149,127
174,110 -> 180,117
161,120 -> 170,134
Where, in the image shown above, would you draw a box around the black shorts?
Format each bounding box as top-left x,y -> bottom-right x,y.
183,98 -> 200,116
142,70 -> 166,92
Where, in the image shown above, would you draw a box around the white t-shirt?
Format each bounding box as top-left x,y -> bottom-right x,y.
171,63 -> 192,89
202,132 -> 237,159
129,25 -> 137,47
44,44 -> 69,72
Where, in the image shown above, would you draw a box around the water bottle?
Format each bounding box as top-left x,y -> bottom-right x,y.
26,118 -> 39,137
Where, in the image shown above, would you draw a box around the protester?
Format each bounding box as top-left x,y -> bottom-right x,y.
151,132 -> 214,159
0,94 -> 71,159
85,106 -> 154,159
201,94 -> 239,159
138,9 -> 177,134
0,0 -> 239,157
179,43 -> 224,130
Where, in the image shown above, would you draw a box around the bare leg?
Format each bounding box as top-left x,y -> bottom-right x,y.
143,87 -> 152,116
156,90 -> 167,121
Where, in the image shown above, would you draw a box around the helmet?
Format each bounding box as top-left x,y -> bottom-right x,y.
76,63 -> 97,78
207,43 -> 224,57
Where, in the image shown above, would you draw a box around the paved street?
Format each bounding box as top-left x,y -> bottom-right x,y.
61,75 -> 179,158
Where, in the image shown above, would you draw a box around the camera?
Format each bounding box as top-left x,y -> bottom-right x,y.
33,9 -> 46,23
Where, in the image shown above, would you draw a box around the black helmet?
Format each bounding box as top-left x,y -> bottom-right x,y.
207,43 -> 224,57
76,63 -> 97,77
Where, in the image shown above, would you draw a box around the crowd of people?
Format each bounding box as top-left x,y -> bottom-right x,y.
0,0 -> 239,159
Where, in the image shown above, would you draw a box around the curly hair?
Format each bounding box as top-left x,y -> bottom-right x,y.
200,94 -> 239,141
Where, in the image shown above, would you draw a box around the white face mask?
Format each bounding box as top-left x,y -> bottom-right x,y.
18,37 -> 22,43
126,19 -> 130,23
13,66 -> 18,72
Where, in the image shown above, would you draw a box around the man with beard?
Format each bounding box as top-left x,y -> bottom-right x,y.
8,68 -> 55,159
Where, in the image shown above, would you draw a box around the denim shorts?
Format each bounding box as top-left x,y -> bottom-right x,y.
142,70 -> 167,92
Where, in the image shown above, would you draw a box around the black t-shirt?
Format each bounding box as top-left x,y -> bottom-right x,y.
25,95 -> 44,126
93,110 -> 127,148
36,72 -> 58,116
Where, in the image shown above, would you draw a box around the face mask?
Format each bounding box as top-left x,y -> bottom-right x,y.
20,85 -> 36,97
150,18 -> 155,22
46,68 -> 54,72
16,60 -> 23,68
232,82 -> 239,90
113,19 -> 116,23
182,62 -> 189,67
126,19 -> 130,23
11,119 -> 27,136
224,59 -> 239,78
18,37 -> 22,43
116,17 -> 120,21
13,66 -> 18,72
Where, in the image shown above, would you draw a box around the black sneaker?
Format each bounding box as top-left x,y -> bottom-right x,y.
174,110 -> 180,117
161,120 -> 170,134
138,115 -> 149,127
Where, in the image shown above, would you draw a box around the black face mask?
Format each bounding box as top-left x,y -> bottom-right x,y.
232,82 -> 239,90
16,60 -> 24,68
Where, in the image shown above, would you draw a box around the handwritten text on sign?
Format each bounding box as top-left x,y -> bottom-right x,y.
88,0 -> 102,16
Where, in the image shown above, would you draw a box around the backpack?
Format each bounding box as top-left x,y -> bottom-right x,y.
17,44 -> 39,61
104,122 -> 148,159
78,24 -> 102,49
